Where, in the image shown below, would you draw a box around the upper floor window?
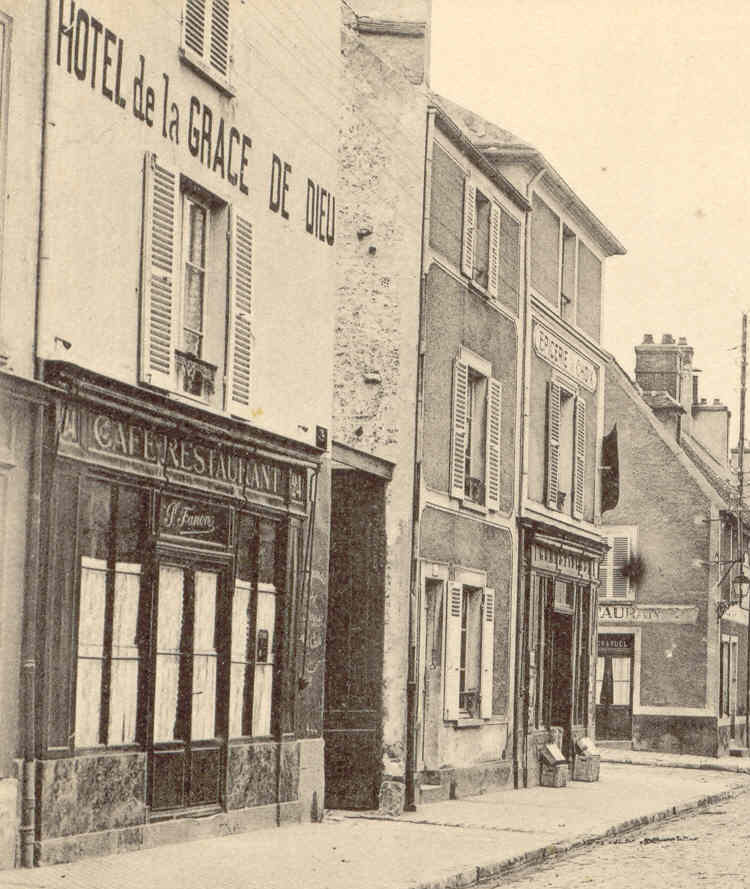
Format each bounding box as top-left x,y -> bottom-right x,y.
545,379 -> 586,519
428,141 -> 521,314
181,0 -> 233,93
530,194 -> 602,340
450,347 -> 502,511
140,153 -> 253,418
599,525 -> 638,600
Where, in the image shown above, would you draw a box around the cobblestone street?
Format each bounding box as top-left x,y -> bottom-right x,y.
503,791 -> 750,888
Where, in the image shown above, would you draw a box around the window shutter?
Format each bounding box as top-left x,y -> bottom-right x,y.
487,203 -> 501,299
461,180 -> 476,278
498,209 -> 521,312
226,209 -> 253,417
209,0 -> 230,76
611,535 -> 631,598
140,153 -> 178,390
599,535 -> 613,597
546,381 -> 561,509
485,377 -> 502,511
184,0 -> 207,58
444,582 -> 462,720
480,588 -> 495,719
450,358 -> 469,499
573,395 -> 586,519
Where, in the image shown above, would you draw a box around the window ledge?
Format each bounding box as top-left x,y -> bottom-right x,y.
179,48 -> 236,98
446,717 -> 486,729
460,498 -> 487,515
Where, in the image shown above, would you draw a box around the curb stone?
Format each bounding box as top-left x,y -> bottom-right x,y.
408,784 -> 750,889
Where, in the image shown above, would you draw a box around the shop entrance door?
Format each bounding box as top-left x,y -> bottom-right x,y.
595,635 -> 634,740
150,560 -> 226,814
543,609 -> 574,752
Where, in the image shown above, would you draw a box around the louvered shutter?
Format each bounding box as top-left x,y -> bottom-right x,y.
546,381 -> 561,509
184,0 -> 207,58
450,358 -> 469,499
485,377 -> 502,511
140,153 -> 178,390
209,0 -> 230,76
611,536 -> 631,598
461,180 -> 476,278
498,209 -> 521,312
487,203 -> 501,299
480,588 -> 495,718
599,535 -> 613,597
573,396 -> 586,519
226,209 -> 253,417
444,582 -> 462,720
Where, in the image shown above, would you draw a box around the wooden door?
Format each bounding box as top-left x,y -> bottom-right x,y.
595,637 -> 634,740
150,560 -> 226,814
324,470 -> 386,809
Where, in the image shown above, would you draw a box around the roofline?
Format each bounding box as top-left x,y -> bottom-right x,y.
482,145 -> 627,257
430,102 -> 531,212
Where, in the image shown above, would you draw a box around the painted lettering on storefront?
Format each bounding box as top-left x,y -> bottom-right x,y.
598,604 -> 698,624
533,324 -> 597,391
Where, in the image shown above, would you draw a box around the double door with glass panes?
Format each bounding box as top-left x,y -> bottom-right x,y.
595,635 -> 634,740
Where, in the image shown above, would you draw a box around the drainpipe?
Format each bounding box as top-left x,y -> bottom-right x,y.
404,106 -> 435,812
21,0 -> 54,867
20,401 -> 45,867
512,166 -> 545,789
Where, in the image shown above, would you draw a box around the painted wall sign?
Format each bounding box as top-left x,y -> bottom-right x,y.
54,0 -> 335,243
598,634 -> 633,654
598,604 -> 698,624
533,324 -> 597,391
159,497 -> 230,546
59,405 -> 308,507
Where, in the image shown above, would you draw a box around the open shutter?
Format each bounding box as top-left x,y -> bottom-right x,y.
573,395 -> 586,519
611,535 -> 631,598
546,381 -> 561,509
450,358 -> 469,499
480,588 -> 495,719
444,582 -> 462,720
487,203 -> 501,299
485,377 -> 502,511
461,179 -> 476,278
498,209 -> 521,311
209,0 -> 230,76
226,210 -> 253,417
184,0 -> 207,58
599,535 -> 613,597
140,153 -> 178,390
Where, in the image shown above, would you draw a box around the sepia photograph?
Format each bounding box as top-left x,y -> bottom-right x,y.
0,0 -> 748,886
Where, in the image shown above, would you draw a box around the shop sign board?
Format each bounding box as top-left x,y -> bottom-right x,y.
533,324 -> 597,391
598,603 -> 698,624
59,404 -> 308,507
158,497 -> 230,547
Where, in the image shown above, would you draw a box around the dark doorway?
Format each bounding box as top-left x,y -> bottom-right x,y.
324,469 -> 386,809
595,634 -> 634,740
543,610 -> 574,751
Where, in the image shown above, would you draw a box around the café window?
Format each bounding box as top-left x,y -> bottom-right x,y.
450,347 -> 502,511
140,153 -> 253,417
444,581 -> 495,721
74,479 -> 149,748
229,514 -> 280,737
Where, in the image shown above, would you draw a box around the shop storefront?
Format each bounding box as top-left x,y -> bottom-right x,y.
30,365 -> 326,864
517,521 -> 602,786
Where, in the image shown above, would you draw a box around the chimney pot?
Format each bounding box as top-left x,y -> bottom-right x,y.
701,398 -> 707,404
713,398 -> 722,405
678,336 -> 688,345
662,333 -> 675,344
643,334 -> 654,344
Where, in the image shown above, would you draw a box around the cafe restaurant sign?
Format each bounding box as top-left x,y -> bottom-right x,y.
533,324 -> 597,391
598,603 -> 698,624
59,405 -> 307,505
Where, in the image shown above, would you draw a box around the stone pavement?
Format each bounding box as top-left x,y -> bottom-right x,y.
1,760 -> 749,889
598,744 -> 750,773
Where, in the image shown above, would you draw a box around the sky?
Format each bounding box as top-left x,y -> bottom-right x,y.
430,0 -> 750,441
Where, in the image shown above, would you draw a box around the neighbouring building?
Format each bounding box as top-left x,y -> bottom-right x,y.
327,0 -> 429,813
1,0 -> 340,866
599,335 -> 748,756
409,99 -> 529,801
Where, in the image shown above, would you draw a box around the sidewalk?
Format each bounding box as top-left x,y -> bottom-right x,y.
1,760 -> 748,889
599,744 -> 750,773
